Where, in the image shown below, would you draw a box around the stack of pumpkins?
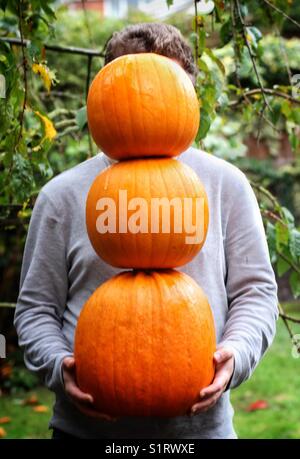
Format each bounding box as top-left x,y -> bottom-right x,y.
74,53 -> 216,418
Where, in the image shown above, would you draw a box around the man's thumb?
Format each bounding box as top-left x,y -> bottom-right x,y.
214,347 -> 233,364
63,356 -> 75,370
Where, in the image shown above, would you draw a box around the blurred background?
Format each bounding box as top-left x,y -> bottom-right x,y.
0,0 -> 300,439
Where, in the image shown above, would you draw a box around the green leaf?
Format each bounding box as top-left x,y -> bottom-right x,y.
289,271 -> 300,299
40,0 -> 56,19
218,92 -> 229,108
247,26 -> 262,43
27,41 -> 42,60
291,108 -> 300,124
76,106 -> 87,131
197,108 -> 211,141
266,222 -> 277,263
277,257 -> 290,277
275,222 -> 289,251
202,84 -> 217,109
204,48 -> 226,75
189,32 -> 198,47
289,229 -> 300,261
281,100 -> 292,118
289,131 -> 299,152
166,0 -> 173,7
198,28 -> 206,57
220,20 -> 232,46
197,58 -> 210,74
269,102 -> 282,125
240,4 -> 248,17
281,207 -> 295,226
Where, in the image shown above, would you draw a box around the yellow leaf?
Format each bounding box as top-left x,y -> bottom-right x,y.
33,405 -> 49,413
34,111 -> 57,140
0,427 -> 7,438
32,63 -> 53,93
33,111 -> 57,151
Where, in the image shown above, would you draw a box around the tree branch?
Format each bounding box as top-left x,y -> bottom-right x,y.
278,303 -> 295,341
279,312 -> 300,325
250,181 -> 283,214
234,0 -> 272,111
229,88 -> 300,107
260,209 -> 287,227
0,36 -> 105,58
16,1 -> 28,146
194,0 -> 199,62
0,302 -> 16,308
261,0 -> 300,30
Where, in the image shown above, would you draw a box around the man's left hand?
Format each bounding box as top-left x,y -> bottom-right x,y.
190,347 -> 235,415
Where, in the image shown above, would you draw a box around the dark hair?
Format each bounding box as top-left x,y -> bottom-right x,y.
104,23 -> 198,83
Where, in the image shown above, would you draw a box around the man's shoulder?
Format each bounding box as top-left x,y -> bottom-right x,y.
41,148 -> 249,200
41,153 -> 109,200
180,147 -> 245,179
180,147 -> 249,192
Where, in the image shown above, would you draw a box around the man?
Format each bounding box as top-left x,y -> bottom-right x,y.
14,23 -> 278,439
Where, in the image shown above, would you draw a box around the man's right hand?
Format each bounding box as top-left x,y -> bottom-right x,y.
62,357 -> 116,421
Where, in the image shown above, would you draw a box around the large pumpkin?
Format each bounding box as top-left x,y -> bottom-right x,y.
87,53 -> 200,160
75,269 -> 216,417
86,158 -> 209,269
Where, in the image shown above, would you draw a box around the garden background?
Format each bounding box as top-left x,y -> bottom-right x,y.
0,0 -> 300,439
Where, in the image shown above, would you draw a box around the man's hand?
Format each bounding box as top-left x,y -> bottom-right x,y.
190,347 -> 235,416
62,357 -> 116,421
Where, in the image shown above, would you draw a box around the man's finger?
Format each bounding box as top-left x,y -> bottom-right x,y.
66,383 -> 94,405
191,390 -> 223,414
199,374 -> 228,398
214,348 -> 233,364
75,403 -> 117,421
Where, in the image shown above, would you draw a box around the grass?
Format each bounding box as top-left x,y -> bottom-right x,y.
231,303 -> 300,439
0,303 -> 299,439
0,387 -> 53,439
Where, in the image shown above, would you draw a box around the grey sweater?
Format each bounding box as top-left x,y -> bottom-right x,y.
14,148 -> 278,439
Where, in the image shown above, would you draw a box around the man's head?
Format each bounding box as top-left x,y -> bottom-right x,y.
104,23 -> 198,85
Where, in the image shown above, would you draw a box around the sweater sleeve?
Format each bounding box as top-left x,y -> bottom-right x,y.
14,191 -> 73,395
219,171 -> 278,389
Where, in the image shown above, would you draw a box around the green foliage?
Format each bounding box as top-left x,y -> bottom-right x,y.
183,0 -> 300,299
2,366 -> 40,393
0,0 -> 58,205
0,350 -> 40,393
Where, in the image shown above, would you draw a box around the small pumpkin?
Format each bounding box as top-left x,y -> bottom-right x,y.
86,158 -> 209,269
74,269 -> 216,417
87,53 -> 200,160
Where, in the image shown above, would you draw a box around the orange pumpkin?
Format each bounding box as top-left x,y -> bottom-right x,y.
86,158 -> 209,269
87,53 -> 200,160
74,269 -> 216,417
